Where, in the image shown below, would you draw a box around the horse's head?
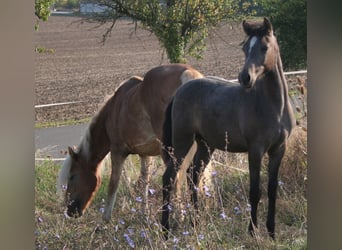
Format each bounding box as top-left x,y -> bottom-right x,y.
57,146 -> 101,218
239,17 -> 279,88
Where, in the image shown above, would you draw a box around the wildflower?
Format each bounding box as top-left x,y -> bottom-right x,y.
113,237 -> 119,242
148,188 -> 156,195
204,185 -> 211,197
173,237 -> 179,244
167,204 -> 173,211
234,206 -> 241,215
131,208 -> 137,213
140,230 -> 147,238
278,180 -> 285,186
220,212 -> 227,219
211,171 -> 217,177
61,184 -> 67,191
127,228 -> 134,234
37,217 -> 43,223
55,234 -> 60,240
99,207 -> 105,213
181,209 -> 187,215
246,204 -> 251,212
114,225 -> 119,232
136,196 -> 143,203
182,231 -> 190,236
198,234 -> 205,241
119,219 -> 125,225
124,233 -> 135,248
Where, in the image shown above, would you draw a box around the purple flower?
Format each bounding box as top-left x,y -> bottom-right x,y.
99,207 -> 105,213
127,228 -> 134,234
119,219 -> 125,225
124,233 -> 135,248
182,231 -> 190,236
148,188 -> 156,195
220,212 -> 227,219
173,237 -> 179,244
140,230 -> 147,238
37,217 -> 43,223
204,185 -> 211,197
211,171 -> 218,176
131,208 -> 137,213
234,206 -> 241,215
278,180 -> 285,186
136,196 -> 143,203
198,234 -> 205,240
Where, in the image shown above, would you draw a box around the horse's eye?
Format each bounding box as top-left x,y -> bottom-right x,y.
261,46 -> 268,52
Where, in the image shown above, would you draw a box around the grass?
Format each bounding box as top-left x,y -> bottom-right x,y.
35,117 -> 92,129
35,126 -> 307,249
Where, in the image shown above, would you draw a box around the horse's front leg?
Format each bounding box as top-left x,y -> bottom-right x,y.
102,152 -> 126,222
138,155 -> 152,214
266,144 -> 286,240
247,146 -> 264,236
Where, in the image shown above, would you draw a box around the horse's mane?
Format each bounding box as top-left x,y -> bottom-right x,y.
56,76 -> 144,200
56,154 -> 72,201
97,76 -> 143,110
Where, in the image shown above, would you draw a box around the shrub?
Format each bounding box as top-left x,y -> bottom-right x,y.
260,0 -> 307,70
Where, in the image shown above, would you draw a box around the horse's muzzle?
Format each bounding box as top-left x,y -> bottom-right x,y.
66,199 -> 83,218
238,71 -> 253,88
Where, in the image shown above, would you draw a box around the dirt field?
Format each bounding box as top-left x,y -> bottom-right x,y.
35,15 -> 305,124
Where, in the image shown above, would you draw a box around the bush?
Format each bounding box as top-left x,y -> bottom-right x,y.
261,0 -> 307,70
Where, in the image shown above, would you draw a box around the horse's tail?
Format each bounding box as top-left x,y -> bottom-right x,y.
161,98 -> 174,164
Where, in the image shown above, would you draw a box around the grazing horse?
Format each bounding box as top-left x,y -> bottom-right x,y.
57,64 -> 203,222
161,17 -> 296,239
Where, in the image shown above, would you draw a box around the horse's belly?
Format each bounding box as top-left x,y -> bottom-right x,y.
130,137 -> 161,156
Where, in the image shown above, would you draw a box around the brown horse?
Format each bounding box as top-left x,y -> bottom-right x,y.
57,64 -> 203,222
161,18 -> 296,239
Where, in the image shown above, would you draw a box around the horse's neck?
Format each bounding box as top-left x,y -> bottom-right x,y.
80,114 -> 110,169
259,55 -> 290,118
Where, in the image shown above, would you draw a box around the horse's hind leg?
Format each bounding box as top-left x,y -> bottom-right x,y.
103,152 -> 127,222
266,144 -> 286,240
187,138 -> 212,210
137,155 -> 152,215
161,132 -> 194,237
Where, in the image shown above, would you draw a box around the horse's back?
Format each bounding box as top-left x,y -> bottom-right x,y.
171,78 -> 248,151
141,64 -> 203,139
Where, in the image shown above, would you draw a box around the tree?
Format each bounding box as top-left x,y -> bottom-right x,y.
260,0 -> 307,70
86,0 -> 246,63
35,0 -> 56,30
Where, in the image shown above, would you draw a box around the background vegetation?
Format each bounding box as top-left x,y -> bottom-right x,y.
260,0 -> 307,70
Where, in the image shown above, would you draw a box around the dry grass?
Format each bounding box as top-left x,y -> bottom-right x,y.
35,126 -> 307,249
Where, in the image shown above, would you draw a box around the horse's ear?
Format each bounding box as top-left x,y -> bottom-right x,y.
263,17 -> 273,34
68,146 -> 78,160
242,20 -> 251,35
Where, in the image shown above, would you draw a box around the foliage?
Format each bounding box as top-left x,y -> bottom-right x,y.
260,0 -> 307,70
86,0 -> 251,63
35,0 -> 56,30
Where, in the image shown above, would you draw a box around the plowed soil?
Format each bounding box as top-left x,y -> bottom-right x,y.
35,15 -> 305,124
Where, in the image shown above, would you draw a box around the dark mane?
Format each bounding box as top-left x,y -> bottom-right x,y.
243,17 -> 273,37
